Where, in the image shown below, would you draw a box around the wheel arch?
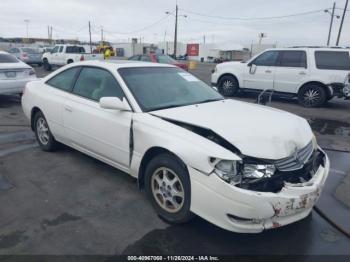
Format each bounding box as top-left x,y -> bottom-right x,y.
297,81 -> 332,98
30,107 -> 42,131
137,146 -> 187,190
67,59 -> 74,64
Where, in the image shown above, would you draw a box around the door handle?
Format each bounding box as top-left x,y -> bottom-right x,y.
265,70 -> 272,73
299,71 -> 306,75
64,107 -> 72,113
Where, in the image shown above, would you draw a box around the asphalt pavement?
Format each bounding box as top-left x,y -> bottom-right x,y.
0,63 -> 349,256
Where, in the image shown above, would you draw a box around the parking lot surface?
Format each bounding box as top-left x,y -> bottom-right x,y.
0,63 -> 349,256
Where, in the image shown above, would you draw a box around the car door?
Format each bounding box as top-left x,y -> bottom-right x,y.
63,66 -> 132,170
273,50 -> 308,93
56,45 -> 65,65
42,66 -> 81,142
49,46 -> 60,64
243,50 -> 279,90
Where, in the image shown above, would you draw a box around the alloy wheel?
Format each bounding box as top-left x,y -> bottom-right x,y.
303,88 -> 321,107
36,117 -> 50,145
151,167 -> 185,213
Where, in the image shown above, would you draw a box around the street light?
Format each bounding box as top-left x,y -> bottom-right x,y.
166,6 -> 187,59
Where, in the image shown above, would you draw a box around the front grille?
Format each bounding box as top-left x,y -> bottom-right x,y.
238,149 -> 325,193
275,141 -> 314,172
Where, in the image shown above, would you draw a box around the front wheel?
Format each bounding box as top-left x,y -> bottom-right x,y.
298,84 -> 327,107
218,75 -> 239,96
145,153 -> 193,224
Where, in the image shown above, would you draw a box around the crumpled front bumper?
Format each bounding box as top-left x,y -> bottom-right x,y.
189,149 -> 330,233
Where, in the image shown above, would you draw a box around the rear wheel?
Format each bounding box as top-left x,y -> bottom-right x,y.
34,111 -> 58,151
145,153 -> 193,224
298,84 -> 327,107
43,59 -> 52,71
218,75 -> 239,96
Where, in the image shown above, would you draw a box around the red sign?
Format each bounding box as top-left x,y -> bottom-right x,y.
187,44 -> 199,56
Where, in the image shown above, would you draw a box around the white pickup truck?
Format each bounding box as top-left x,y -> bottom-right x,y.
42,44 -> 103,71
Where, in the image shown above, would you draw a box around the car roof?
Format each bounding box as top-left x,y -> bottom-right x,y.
0,51 -> 10,54
69,60 -> 177,70
264,47 -> 350,52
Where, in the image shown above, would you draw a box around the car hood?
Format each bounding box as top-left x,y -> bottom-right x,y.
151,99 -> 313,160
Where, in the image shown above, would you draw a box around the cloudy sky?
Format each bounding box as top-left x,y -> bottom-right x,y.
0,0 -> 349,48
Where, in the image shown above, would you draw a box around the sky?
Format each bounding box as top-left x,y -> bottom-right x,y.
0,0 -> 349,48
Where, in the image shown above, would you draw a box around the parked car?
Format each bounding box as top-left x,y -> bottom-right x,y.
22,60 -> 329,233
7,47 -> 43,66
128,53 -> 188,70
0,51 -> 37,95
211,47 -> 350,107
42,44 -> 104,71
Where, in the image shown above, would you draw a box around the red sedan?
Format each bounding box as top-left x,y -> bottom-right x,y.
128,54 -> 188,70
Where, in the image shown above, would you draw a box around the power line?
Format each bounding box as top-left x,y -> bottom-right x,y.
180,8 -> 329,21
100,13 -> 172,36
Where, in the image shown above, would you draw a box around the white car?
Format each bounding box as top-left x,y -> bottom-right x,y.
42,44 -> 103,71
0,51 -> 37,95
211,47 -> 350,107
22,60 -> 330,233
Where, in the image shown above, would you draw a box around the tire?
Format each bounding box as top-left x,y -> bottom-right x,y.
33,111 -> 58,151
43,59 -> 52,71
218,75 -> 239,96
298,84 -> 327,107
38,63 -> 43,67
144,153 -> 194,224
67,60 -> 73,64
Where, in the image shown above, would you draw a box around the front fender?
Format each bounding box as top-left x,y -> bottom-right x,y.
130,113 -> 241,177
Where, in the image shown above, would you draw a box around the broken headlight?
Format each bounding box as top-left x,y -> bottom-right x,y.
242,164 -> 276,179
214,160 -> 240,183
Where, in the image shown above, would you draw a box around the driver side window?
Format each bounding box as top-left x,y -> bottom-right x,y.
51,46 -> 59,53
251,51 -> 279,66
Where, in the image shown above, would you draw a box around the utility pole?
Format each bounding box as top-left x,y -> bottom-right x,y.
174,4 -> 178,59
88,21 -> 92,53
50,26 -> 53,44
101,27 -> 104,44
24,19 -> 30,39
327,2 -> 336,46
336,0 -> 349,46
203,35 -> 206,45
47,26 -> 50,41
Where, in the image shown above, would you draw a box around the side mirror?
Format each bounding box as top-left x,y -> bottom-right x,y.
249,64 -> 257,74
99,97 -> 131,111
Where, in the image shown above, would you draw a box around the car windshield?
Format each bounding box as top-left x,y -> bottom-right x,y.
156,55 -> 176,64
0,54 -> 19,63
118,67 -> 223,112
22,48 -> 41,54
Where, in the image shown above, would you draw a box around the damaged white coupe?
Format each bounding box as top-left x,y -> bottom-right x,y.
22,60 -> 330,233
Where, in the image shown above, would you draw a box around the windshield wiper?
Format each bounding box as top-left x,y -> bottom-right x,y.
195,98 -> 224,105
150,104 -> 189,111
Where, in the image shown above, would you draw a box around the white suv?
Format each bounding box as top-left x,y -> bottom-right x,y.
211,47 -> 350,107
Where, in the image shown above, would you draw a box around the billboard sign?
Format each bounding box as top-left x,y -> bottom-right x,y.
187,43 -> 199,56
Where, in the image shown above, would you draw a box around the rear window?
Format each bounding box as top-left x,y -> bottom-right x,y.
157,55 -> 176,64
0,54 -> 18,63
315,51 -> 350,70
22,48 -> 41,54
66,46 -> 86,53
